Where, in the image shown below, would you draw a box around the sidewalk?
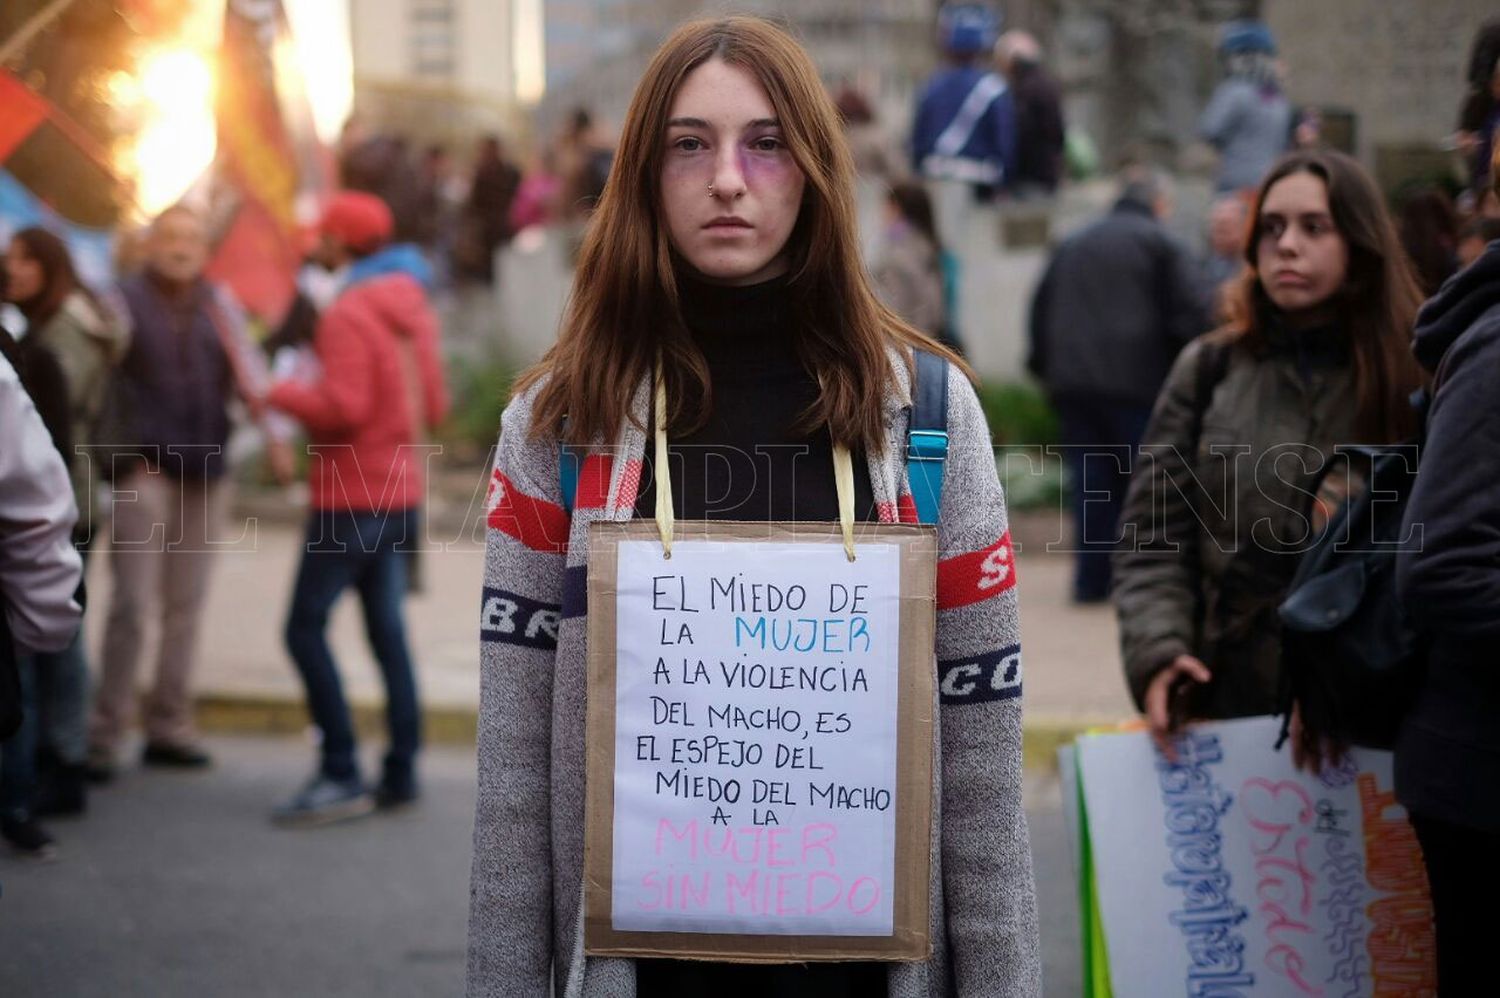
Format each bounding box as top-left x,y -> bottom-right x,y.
83,498 -> 1135,767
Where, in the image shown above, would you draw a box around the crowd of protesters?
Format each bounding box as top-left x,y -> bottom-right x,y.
2,5 -> 1500,994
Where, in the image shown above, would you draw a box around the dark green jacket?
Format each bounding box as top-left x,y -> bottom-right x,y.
30,292 -> 129,533
1113,328 -> 1358,718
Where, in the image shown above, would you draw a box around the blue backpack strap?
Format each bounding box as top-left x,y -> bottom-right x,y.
559,417 -> 581,515
907,349 -> 950,525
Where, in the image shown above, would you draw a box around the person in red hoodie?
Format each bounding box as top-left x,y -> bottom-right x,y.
266,191 -> 449,826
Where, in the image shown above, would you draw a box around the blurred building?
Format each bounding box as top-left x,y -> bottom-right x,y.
536,0 -> 937,138
347,0 -> 532,138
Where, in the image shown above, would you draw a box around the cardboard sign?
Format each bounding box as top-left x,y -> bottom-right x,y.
1070,718 -> 1436,997
583,521 -> 936,962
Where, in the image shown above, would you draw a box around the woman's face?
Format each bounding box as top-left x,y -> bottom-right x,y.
659,58 -> 806,286
3,240 -> 44,304
1255,171 -> 1349,314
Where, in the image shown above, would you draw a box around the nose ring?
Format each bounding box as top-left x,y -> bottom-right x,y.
707,183 -> 716,198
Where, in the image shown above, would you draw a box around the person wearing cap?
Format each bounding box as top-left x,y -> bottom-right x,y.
911,2 -> 1016,199
264,191 -> 450,826
89,204 -> 290,778
1198,20 -> 1292,194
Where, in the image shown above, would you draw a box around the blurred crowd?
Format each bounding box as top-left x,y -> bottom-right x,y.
3,8 -> 1500,989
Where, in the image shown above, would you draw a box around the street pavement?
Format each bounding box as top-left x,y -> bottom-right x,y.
0,735 -> 1081,997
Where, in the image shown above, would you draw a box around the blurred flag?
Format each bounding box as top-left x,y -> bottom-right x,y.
0,71 -> 50,163
206,0 -> 304,322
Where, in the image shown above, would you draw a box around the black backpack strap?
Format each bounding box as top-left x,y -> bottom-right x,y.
907,349 -> 950,525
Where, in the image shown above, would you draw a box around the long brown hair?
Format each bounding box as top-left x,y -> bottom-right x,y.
7,227 -> 80,330
1219,150 -> 1426,442
515,16 -> 966,452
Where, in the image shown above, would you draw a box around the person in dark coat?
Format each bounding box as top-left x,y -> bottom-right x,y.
996,30 -> 1065,197
455,136 -> 521,284
1393,157 -> 1500,994
1028,169 -> 1211,601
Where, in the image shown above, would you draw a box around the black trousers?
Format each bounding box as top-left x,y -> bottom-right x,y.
1410,811 -> 1500,996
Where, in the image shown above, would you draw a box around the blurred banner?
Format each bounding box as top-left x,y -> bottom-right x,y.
1064,717 -> 1436,997
207,0 -> 306,323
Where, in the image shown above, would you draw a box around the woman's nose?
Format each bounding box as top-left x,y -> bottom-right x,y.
711,151 -> 747,200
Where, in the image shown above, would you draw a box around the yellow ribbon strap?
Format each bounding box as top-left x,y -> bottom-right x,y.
653,357 -> 854,561
653,357 -> 674,558
832,443 -> 857,562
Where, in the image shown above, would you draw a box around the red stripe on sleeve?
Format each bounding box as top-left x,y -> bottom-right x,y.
574,454 -> 615,510
896,493 -> 920,524
937,530 -> 1017,610
486,469 -> 570,553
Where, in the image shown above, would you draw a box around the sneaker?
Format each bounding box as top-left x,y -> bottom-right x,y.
142,741 -> 213,769
2,815 -> 58,859
34,763 -> 87,818
271,775 -> 374,828
374,781 -> 420,811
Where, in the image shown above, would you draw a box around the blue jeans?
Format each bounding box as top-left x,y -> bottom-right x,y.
285,508 -> 422,788
1056,398 -> 1156,602
1,654 -> 39,818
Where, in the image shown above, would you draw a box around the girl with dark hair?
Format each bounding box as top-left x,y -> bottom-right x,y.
1113,150 -> 1426,755
467,17 -> 1038,998
1,228 -> 126,851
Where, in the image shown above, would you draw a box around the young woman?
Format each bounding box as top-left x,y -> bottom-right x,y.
467,17 -> 1038,998
1113,150 -> 1426,756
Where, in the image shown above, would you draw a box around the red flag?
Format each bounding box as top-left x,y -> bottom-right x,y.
209,0 -> 303,321
0,71 -> 50,163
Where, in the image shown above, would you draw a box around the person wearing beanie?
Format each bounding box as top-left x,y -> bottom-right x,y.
265,190 -> 450,826
911,3 -> 1017,201
1198,20 -> 1293,193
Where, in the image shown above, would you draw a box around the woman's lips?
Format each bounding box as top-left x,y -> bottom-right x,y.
704,217 -> 752,229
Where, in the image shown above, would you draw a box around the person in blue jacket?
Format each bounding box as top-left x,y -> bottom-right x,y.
911,3 -> 1017,202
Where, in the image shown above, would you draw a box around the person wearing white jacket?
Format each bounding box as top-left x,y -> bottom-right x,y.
0,350 -> 83,656
1,347 -> 83,856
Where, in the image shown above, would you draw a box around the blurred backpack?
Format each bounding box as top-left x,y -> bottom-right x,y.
1277,435 -> 1429,754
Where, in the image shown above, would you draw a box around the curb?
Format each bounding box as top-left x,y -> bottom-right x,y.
194,695 -> 1120,771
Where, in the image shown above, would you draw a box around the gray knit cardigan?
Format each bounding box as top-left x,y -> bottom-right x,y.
467,351 -> 1040,996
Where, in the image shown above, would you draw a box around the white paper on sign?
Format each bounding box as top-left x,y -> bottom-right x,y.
1077,717 -> 1436,996
610,539 -> 903,936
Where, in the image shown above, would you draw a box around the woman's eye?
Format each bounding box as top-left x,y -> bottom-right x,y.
674,137 -> 705,152
750,136 -> 783,152
1262,220 -> 1285,239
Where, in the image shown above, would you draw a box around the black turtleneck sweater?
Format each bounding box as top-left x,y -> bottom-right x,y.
632,274 -> 878,525
632,274 -> 884,996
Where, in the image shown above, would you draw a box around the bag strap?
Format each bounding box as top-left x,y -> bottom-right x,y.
559,416 -> 581,515
932,73 -> 1008,159
907,348 -> 950,525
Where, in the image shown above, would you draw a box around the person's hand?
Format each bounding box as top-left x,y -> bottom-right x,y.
265,438 -> 296,486
1144,654 -> 1212,762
